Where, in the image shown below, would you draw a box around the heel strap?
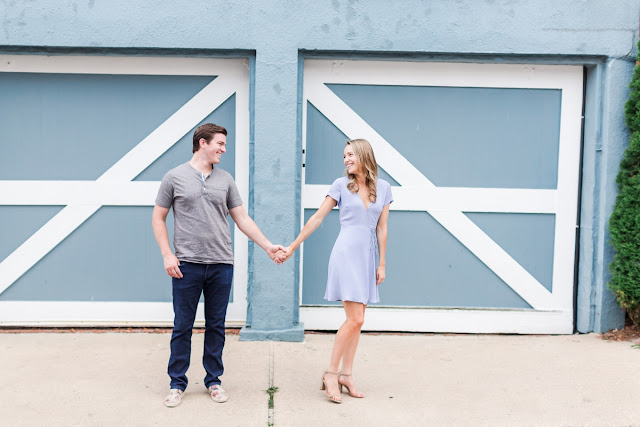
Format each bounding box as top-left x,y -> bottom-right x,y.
324,370 -> 339,376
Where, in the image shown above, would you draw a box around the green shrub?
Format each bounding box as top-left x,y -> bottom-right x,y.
608,41 -> 640,326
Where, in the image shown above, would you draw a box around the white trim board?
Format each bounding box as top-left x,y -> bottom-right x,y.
300,307 -> 573,334
0,301 -> 246,327
302,185 -> 558,214
0,55 -> 248,76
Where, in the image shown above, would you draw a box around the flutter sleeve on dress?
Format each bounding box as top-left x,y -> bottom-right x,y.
327,177 -> 343,204
383,180 -> 394,206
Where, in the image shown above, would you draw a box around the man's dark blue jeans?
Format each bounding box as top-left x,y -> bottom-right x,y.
168,261 -> 233,391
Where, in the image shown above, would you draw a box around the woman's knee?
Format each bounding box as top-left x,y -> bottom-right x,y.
347,316 -> 364,329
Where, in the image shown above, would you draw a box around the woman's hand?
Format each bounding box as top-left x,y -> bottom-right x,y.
267,244 -> 286,265
376,265 -> 385,285
275,246 -> 294,264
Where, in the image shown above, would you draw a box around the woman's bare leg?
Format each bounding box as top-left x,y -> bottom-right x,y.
324,301 -> 365,398
339,303 -> 365,396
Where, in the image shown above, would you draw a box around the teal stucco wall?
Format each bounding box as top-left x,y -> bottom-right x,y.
1,0 -> 638,338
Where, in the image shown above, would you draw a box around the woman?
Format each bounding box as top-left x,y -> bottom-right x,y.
279,138 -> 393,404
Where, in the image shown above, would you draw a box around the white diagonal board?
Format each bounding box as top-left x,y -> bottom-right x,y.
0,75 -> 235,295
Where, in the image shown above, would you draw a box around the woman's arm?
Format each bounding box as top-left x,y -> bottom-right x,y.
375,204 -> 391,285
280,196 -> 337,261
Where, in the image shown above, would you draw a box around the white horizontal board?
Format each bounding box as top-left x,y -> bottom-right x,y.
0,301 -> 246,327
301,306 -> 573,334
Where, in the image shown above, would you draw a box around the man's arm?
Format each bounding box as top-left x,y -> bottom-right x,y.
229,205 -> 284,264
152,205 -> 183,278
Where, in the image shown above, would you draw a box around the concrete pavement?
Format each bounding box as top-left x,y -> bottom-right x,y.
1,331 -> 639,426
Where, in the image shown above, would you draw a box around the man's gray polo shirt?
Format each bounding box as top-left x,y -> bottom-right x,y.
155,162 -> 243,264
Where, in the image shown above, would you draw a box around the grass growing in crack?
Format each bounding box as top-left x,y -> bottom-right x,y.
266,386 -> 279,409
632,344 -> 640,349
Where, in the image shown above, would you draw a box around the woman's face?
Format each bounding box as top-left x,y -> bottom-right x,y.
344,144 -> 361,175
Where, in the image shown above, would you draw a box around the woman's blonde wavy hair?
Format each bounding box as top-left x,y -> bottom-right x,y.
345,138 -> 378,203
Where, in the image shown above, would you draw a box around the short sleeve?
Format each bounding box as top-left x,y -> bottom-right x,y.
327,178 -> 342,204
383,181 -> 394,206
155,172 -> 175,208
227,179 -> 243,210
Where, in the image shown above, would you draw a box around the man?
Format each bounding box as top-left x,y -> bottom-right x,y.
152,123 -> 283,407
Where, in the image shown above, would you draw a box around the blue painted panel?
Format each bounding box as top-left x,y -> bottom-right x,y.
0,206 -> 64,261
136,95 -> 236,180
1,209 -> 235,302
326,84 -> 561,189
466,213 -> 556,292
1,206 -> 172,301
301,209 -> 341,306
305,102 -> 399,185
301,209 -> 531,308
0,97 -> 238,302
0,73 -> 215,180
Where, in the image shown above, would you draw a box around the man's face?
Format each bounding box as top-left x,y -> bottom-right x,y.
201,133 -> 227,164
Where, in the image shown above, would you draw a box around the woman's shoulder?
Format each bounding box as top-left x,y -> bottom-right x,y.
332,176 -> 349,186
376,178 -> 392,189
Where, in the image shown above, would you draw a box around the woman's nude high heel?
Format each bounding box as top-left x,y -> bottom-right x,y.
338,372 -> 364,398
320,370 -> 342,404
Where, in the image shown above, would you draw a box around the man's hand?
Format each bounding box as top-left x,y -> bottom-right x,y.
275,246 -> 294,263
267,244 -> 286,265
163,253 -> 183,278
376,265 -> 385,285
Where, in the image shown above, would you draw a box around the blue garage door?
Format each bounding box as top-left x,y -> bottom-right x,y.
0,55 -> 250,326
300,60 -> 583,334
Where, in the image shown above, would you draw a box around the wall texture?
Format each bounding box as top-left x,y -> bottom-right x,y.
1,0 -> 638,338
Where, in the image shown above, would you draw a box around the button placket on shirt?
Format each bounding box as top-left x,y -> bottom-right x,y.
200,173 -> 206,196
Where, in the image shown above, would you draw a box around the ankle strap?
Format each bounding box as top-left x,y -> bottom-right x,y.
324,370 -> 339,375
339,372 -> 352,376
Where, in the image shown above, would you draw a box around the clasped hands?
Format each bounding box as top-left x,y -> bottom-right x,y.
269,245 -> 294,265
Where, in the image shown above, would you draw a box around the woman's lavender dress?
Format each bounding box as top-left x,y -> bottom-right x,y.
325,177 -> 394,304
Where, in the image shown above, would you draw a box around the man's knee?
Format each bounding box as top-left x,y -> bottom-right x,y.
172,315 -> 197,333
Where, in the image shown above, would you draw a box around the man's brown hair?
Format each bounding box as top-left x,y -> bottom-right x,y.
192,123 -> 227,153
